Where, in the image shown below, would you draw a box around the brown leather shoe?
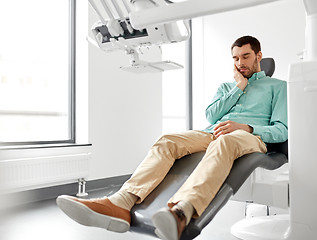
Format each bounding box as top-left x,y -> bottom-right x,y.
152,207 -> 187,240
56,195 -> 131,233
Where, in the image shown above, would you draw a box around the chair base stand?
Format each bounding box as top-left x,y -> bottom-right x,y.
230,214 -> 290,240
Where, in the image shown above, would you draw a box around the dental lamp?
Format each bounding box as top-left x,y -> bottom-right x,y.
89,0 -> 317,239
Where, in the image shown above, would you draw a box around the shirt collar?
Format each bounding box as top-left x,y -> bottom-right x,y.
248,71 -> 266,83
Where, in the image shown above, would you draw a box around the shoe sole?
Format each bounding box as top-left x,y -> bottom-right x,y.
155,228 -> 169,240
56,196 -> 130,233
152,208 -> 178,240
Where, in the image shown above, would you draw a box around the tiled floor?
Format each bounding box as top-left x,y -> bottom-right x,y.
1,187 -> 246,240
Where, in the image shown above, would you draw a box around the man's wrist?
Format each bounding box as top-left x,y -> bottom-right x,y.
236,81 -> 247,91
247,124 -> 254,133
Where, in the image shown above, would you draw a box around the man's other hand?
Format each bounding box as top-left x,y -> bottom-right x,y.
213,120 -> 253,138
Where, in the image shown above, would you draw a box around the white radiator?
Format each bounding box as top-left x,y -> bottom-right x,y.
0,145 -> 91,193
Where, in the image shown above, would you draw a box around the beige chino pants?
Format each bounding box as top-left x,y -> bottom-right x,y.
121,129 -> 267,216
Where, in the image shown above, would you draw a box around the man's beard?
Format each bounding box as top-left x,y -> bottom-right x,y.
240,58 -> 258,78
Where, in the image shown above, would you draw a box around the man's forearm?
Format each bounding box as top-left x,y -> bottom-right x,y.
206,85 -> 243,125
248,123 -> 288,143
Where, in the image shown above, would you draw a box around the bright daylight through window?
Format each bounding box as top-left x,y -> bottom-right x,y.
0,0 -> 74,144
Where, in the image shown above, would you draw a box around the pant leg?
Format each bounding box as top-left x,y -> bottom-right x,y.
121,130 -> 214,203
168,130 -> 267,216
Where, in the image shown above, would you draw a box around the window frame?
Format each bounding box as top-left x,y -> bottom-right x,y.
0,0 -> 76,147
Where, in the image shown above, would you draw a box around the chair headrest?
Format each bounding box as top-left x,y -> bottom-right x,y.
260,58 -> 275,77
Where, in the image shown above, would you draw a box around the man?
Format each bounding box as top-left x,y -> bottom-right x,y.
57,36 -> 287,240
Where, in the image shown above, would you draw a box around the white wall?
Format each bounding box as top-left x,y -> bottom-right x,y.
192,0 -> 306,129
162,42 -> 187,134
88,7 -> 162,180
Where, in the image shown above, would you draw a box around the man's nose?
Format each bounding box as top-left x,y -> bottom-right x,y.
238,59 -> 245,68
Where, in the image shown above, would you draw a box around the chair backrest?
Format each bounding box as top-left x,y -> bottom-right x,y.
260,57 -> 275,77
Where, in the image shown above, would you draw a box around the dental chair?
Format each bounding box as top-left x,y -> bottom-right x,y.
130,58 -> 288,239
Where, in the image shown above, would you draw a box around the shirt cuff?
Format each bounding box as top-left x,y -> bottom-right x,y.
249,124 -> 259,134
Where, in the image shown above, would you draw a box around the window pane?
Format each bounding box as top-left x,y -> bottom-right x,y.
0,0 -> 72,143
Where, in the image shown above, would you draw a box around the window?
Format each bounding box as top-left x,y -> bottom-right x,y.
0,0 -> 75,145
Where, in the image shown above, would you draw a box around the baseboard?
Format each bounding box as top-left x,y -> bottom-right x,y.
1,174 -> 131,207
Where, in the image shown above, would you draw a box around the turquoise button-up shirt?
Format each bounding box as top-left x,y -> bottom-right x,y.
204,71 -> 288,143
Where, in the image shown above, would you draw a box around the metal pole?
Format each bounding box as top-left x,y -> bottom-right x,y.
185,20 -> 193,130
76,178 -> 88,197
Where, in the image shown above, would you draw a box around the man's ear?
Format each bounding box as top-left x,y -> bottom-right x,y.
257,51 -> 263,62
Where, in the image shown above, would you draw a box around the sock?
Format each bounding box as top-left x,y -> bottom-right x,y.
173,200 -> 194,225
108,190 -> 138,211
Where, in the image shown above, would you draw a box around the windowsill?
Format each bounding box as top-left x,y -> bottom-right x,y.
0,143 -> 92,151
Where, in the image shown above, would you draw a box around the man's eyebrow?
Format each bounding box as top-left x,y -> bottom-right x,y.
232,52 -> 251,59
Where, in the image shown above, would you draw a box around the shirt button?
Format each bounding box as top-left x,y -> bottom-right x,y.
238,94 -> 241,96
244,91 -> 246,94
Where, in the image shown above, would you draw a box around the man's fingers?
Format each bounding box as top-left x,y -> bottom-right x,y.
214,128 -> 230,138
214,124 -> 231,137
214,120 -> 230,130
213,127 -> 222,136
214,124 -> 224,132
213,121 -> 248,138
214,121 -> 234,138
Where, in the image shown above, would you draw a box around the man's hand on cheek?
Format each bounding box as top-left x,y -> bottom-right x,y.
233,65 -> 248,90
213,120 -> 253,138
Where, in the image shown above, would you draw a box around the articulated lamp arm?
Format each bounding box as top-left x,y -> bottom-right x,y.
130,0 -> 282,30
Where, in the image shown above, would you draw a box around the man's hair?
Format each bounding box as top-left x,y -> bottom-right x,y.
231,36 -> 261,54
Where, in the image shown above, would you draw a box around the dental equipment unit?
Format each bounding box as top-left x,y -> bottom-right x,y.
88,0 -> 190,72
